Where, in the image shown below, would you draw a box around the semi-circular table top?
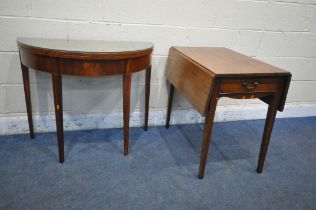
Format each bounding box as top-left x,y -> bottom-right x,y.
17,37 -> 154,59
17,37 -> 154,76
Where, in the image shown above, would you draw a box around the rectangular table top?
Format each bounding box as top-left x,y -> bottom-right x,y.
173,47 -> 290,77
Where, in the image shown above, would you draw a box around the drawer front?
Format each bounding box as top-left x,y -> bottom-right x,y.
219,78 -> 280,94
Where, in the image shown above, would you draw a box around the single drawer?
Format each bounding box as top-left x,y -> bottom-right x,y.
219,78 -> 280,94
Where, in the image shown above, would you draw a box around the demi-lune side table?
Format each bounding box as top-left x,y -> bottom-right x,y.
165,47 -> 291,179
17,38 -> 154,163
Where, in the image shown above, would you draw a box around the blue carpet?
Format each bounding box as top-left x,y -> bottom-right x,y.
0,117 -> 315,210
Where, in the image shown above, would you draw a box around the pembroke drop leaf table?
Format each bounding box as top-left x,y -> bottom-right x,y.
165,47 -> 291,179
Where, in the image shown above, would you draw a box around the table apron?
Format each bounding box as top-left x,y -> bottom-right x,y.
19,48 -> 151,76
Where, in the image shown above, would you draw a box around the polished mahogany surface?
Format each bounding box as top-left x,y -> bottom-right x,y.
18,38 -> 153,77
18,38 -> 153,163
18,38 -> 153,57
173,47 -> 289,76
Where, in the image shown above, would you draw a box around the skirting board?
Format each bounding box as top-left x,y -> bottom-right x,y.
1,103 -> 316,135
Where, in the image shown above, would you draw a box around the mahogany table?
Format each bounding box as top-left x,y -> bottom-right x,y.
17,38 -> 153,163
165,47 -> 291,179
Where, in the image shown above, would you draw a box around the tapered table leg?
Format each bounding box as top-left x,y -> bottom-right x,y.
21,63 -> 35,139
123,73 -> 131,155
198,95 -> 219,179
165,84 -> 174,129
257,94 -> 280,173
52,74 -> 64,163
144,66 -> 151,131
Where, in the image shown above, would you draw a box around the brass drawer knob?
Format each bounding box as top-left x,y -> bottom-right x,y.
242,81 -> 259,90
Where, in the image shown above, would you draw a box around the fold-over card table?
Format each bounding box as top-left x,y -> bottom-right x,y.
18,38 -> 153,163
165,47 -> 291,179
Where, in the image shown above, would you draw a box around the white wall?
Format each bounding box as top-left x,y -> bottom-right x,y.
0,0 -> 316,134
